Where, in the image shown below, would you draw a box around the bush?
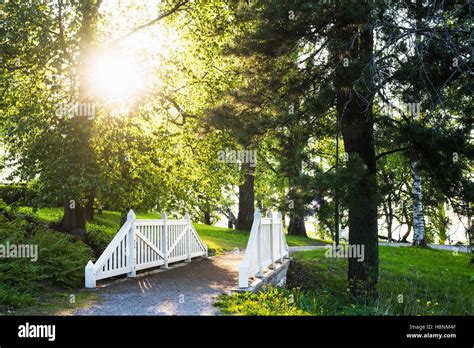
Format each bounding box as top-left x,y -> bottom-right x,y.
0,205 -> 94,308
0,204 -> 52,235
32,230 -> 93,288
0,285 -> 36,308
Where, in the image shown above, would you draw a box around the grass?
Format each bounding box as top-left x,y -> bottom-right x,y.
216,246 -> 474,316
18,206 -> 63,224
195,223 -> 327,255
6,291 -> 100,316
215,287 -> 309,316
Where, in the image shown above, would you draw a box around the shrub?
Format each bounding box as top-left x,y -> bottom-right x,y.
0,205 -> 94,308
32,230 -> 93,288
0,183 -> 60,209
0,285 -> 36,308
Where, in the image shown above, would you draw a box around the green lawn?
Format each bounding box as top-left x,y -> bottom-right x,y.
195,223 -> 327,254
215,246 -> 474,316
18,206 -> 328,255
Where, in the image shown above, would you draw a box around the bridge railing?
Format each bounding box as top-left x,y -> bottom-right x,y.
85,210 -> 207,288
238,209 -> 289,288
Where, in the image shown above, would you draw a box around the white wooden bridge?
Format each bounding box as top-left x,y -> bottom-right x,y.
84,208 -> 289,291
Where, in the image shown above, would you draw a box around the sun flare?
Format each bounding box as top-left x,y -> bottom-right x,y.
89,50 -> 145,102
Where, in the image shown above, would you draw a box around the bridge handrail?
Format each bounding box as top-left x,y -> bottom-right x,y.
238,209 -> 289,288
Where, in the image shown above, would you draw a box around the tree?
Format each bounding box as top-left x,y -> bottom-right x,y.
329,2 -> 379,296
412,161 -> 427,246
60,0 -> 103,236
0,0 -> 101,238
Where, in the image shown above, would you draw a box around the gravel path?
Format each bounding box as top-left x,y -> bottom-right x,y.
75,252 -> 243,316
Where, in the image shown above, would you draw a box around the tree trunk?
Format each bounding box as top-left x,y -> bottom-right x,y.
288,184 -> 306,236
399,202 -> 412,242
387,196 -> 394,242
382,195 -> 394,242
288,215 -> 306,236
383,202 -> 393,243
85,192 -> 95,221
286,139 -> 307,236
60,201 -> 86,241
387,214 -> 393,243
334,3 -> 378,298
227,208 -> 235,229
341,117 -> 378,298
204,200 -> 211,225
237,162 -> 255,231
412,161 -> 427,246
466,215 -> 471,247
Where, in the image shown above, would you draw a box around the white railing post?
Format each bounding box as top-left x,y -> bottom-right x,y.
161,212 -> 169,269
85,260 -> 96,288
279,212 -> 289,259
278,211 -> 283,262
268,210 -> 275,269
255,208 -> 263,277
185,212 -> 191,262
127,209 -> 136,278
